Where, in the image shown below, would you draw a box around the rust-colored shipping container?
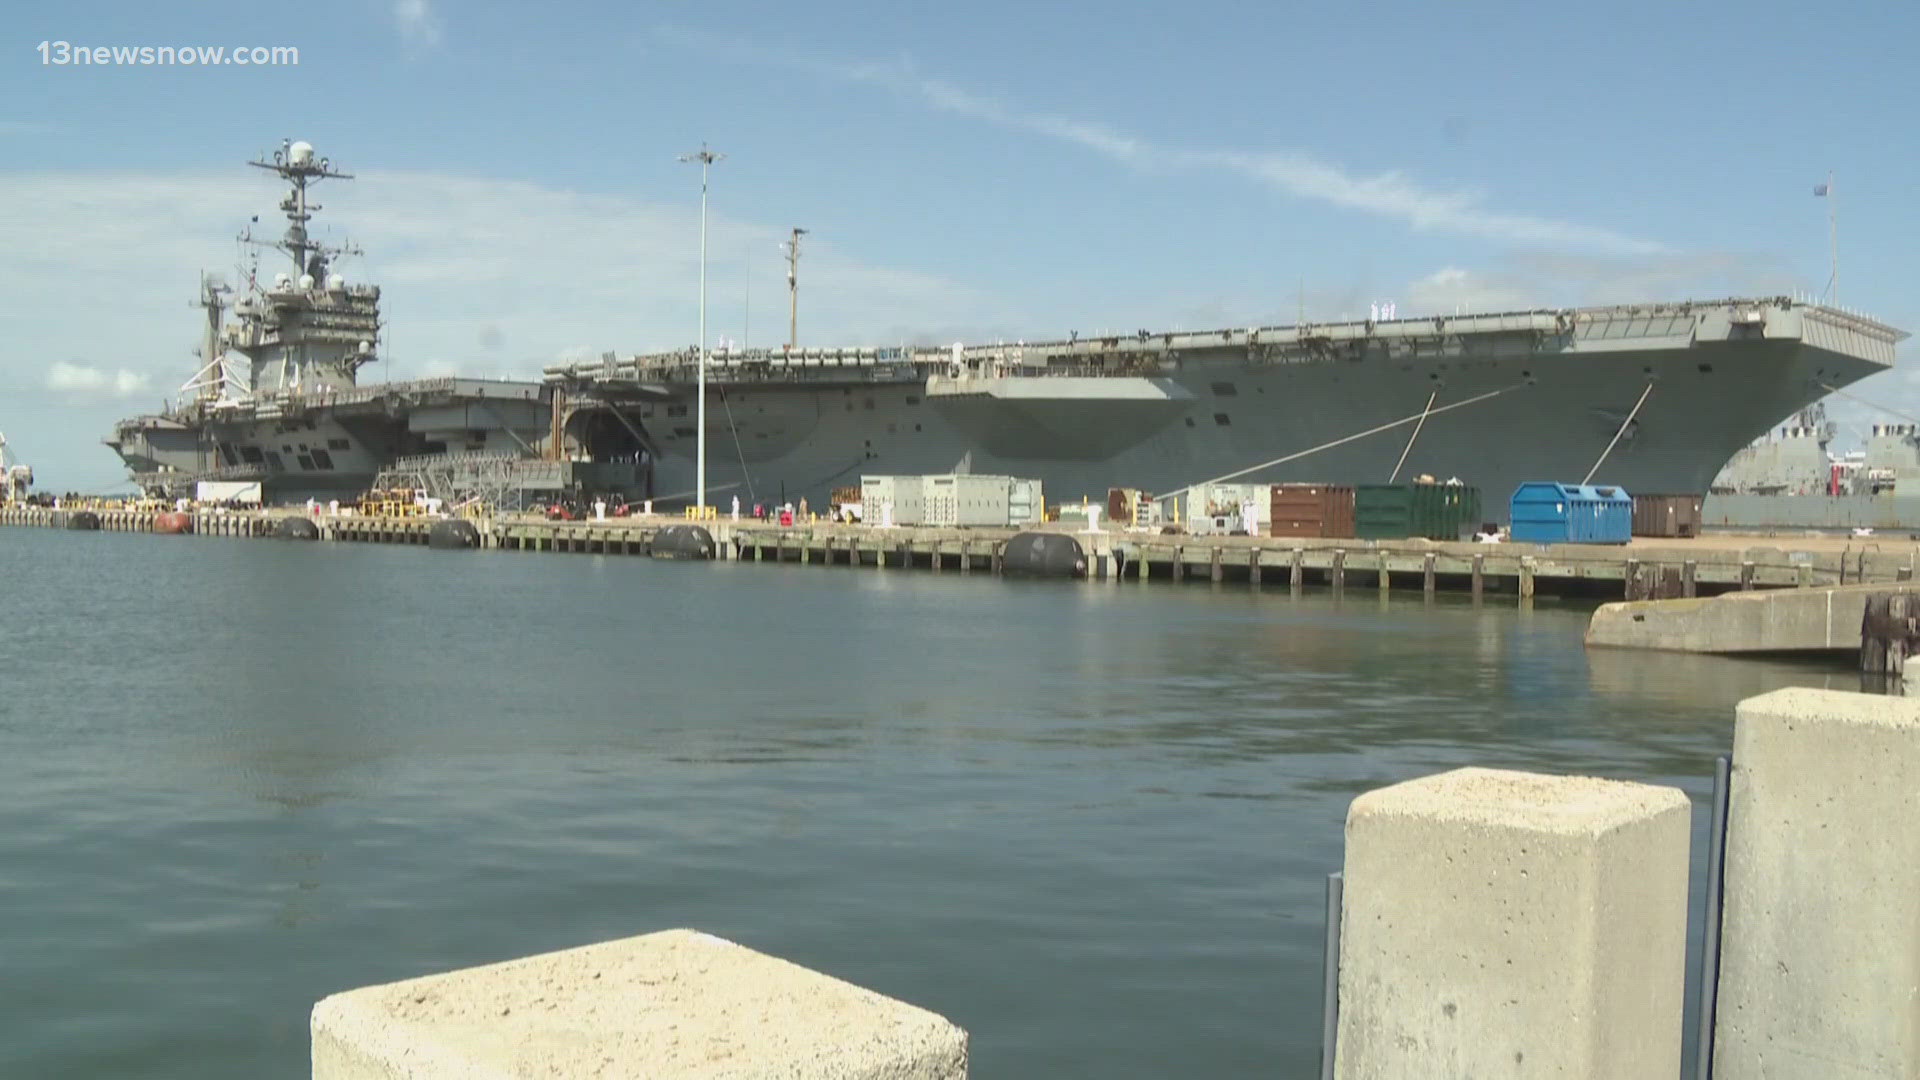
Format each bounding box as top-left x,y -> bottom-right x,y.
1269,483 -> 1355,538
1631,493 -> 1703,538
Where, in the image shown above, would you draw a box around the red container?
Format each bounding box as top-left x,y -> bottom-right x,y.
779,509 -> 794,527
1268,484 -> 1355,538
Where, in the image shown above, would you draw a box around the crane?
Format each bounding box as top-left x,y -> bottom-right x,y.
0,432 -> 32,506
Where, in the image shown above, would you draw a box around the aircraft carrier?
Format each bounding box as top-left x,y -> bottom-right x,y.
104,140 -> 641,507
548,299 -> 1906,515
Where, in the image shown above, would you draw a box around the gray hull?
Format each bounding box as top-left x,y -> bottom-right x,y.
641,334 -> 1888,518
107,378 -> 557,503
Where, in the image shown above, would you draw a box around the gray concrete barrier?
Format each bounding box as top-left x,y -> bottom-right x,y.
311,928 -> 967,1078
1334,767 -> 1690,1079
1585,582 -> 1915,653
1713,688 -> 1920,1078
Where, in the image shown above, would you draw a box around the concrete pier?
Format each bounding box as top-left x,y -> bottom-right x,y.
1713,688 -> 1920,1078
1584,582 -> 1915,653
1335,767 -> 1690,1079
9,504 -> 1920,600
311,928 -> 967,1079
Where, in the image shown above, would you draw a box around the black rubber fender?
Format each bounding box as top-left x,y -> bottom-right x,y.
273,516 -> 319,541
649,524 -> 716,560
1001,532 -> 1087,578
427,519 -> 482,550
65,511 -> 100,531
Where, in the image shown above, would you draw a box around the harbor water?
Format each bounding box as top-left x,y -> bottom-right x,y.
0,527 -> 1862,1077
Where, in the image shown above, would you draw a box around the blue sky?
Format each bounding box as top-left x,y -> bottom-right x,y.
3,0 -> 1914,488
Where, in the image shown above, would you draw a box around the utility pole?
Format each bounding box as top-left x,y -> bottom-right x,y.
786,227 -> 808,350
680,143 -> 724,513
1816,172 -> 1837,304
1828,171 -> 1838,306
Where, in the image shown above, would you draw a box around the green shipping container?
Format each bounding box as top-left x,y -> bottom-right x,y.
1354,485 -> 1415,539
1352,484 -> 1482,540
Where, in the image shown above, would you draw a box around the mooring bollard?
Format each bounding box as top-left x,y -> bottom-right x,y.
1713,689 -> 1920,1078
1335,768 -> 1690,1079
311,930 -> 968,1079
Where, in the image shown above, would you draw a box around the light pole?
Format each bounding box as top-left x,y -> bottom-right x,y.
680,143 -> 724,512
785,227 -> 808,350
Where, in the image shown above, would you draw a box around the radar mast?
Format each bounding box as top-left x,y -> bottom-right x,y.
245,138 -> 356,282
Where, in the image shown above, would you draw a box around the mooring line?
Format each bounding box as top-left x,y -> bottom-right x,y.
1160,380 -> 1530,505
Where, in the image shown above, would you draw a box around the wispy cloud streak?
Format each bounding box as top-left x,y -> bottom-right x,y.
660,30 -> 1665,257
393,0 -> 443,47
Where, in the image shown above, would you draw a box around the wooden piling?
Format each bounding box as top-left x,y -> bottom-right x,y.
1249,548 -> 1262,586
1861,592 -> 1920,678
1332,550 -> 1347,591
1209,545 -> 1222,583
1682,559 -> 1697,599
1423,553 -> 1436,596
1471,553 -> 1485,599
1291,548 -> 1304,592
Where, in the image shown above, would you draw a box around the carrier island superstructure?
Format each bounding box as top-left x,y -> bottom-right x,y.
107,140 -> 1906,514
104,140 -> 640,507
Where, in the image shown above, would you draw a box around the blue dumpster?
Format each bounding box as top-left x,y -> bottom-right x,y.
1508,482 -> 1632,545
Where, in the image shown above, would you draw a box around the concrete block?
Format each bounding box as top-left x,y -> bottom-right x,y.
1585,583 -> 1917,653
1335,767 -> 1690,1079
312,929 -> 968,1079
1714,688 -> 1920,1079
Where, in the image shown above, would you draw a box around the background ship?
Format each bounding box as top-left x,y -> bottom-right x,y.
105,140 -> 641,508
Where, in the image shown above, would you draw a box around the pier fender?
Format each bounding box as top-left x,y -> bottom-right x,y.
1002,532 -> 1087,579
650,524 -> 716,560
427,519 -> 482,550
273,516 -> 320,541
65,511 -> 101,531
153,511 -> 193,535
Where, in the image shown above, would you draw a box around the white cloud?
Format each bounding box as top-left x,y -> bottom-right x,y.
0,165 -> 1002,486
394,0 -> 442,47
47,361 -> 150,398
1405,268 -> 1536,315
659,31 -> 1665,257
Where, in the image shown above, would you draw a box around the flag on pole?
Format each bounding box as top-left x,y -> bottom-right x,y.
1814,183 -> 1830,196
